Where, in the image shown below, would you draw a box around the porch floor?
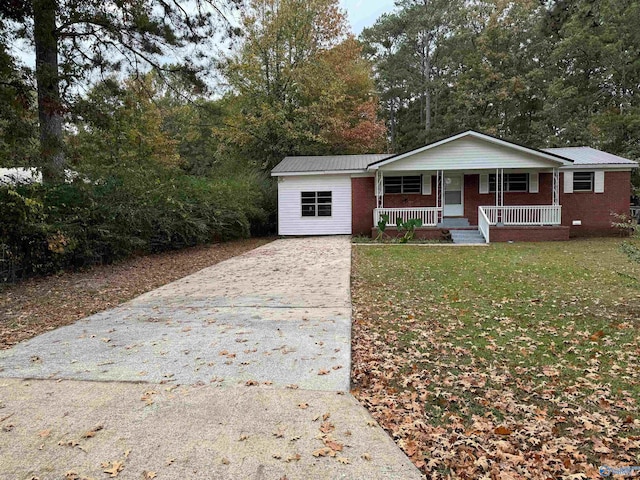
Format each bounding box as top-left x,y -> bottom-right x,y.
438,217 -> 470,228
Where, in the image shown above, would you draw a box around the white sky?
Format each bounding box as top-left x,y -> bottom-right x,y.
339,0 -> 396,34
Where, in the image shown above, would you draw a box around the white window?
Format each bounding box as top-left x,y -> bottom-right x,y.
301,191 -> 332,217
489,173 -> 529,192
384,175 -> 421,194
573,172 -> 594,192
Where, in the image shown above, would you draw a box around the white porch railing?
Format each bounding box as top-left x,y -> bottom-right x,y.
478,207 -> 491,243
374,207 -> 439,227
480,205 -> 562,226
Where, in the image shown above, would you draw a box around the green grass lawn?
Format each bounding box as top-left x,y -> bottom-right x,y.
351,238 -> 640,478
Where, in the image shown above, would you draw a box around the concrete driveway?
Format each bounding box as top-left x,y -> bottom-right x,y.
0,237 -> 423,479
0,237 -> 351,390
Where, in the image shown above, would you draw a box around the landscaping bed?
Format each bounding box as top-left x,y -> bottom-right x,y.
351,238 -> 640,478
0,238 -> 272,349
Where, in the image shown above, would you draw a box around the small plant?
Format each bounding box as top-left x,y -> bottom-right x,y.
611,211 -> 640,263
395,217 -> 423,243
375,214 -> 390,241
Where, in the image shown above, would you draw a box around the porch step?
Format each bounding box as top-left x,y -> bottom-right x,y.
439,217 -> 470,228
450,229 -> 486,244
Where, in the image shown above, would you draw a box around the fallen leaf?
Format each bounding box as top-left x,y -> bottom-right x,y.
319,421 -> 335,434
38,429 -> 51,438
102,460 -> 124,477
494,426 -> 513,435
298,403 -> 309,409
337,457 -> 350,465
285,453 -> 301,462
82,424 -> 103,438
312,447 -> 335,457
318,369 -> 330,375
143,472 -> 157,479
239,434 -> 249,441
324,439 -> 344,452
221,458 -> 230,465
361,452 -> 372,461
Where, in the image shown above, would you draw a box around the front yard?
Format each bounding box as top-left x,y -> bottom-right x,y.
351,239 -> 640,478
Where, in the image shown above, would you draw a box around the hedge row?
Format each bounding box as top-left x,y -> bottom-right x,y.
0,169 -> 271,282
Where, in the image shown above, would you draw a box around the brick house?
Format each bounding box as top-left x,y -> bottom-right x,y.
271,131 -> 638,242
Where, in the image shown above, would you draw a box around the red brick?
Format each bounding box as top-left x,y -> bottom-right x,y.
352,177 -> 377,235
561,171 -> 631,237
489,226 -> 570,242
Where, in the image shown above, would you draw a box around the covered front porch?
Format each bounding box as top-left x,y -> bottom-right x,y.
372,168 -> 564,243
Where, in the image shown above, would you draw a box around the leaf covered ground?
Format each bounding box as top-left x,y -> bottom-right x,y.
351,239 -> 640,479
0,238 -> 272,349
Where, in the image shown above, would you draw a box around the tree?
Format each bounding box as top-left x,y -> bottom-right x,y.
0,0 -> 238,183
361,0 -> 466,150
223,0 -> 386,169
0,24 -> 37,166
543,0 -> 640,160
69,74 -> 184,176
442,0 -> 551,144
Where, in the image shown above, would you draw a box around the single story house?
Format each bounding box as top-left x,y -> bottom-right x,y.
271,131 -> 638,243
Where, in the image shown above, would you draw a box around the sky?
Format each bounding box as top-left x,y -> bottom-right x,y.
339,0 -> 396,35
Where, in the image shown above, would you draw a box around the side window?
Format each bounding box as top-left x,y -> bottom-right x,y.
301,191 -> 332,217
573,172 -> 594,192
383,176 -> 421,194
489,173 -> 529,192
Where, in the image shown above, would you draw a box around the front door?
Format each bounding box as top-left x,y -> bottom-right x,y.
444,174 -> 464,217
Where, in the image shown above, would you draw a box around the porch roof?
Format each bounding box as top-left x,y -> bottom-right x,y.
270,131 -> 637,177
366,131 -> 573,171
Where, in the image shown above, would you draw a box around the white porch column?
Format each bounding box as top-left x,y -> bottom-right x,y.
495,168 -> 504,223
375,170 -> 384,208
552,168 -> 560,206
436,170 -> 444,223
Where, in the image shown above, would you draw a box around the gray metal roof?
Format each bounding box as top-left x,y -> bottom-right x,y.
271,154 -> 394,174
544,147 -> 637,166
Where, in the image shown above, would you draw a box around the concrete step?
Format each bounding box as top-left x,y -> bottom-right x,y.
450,229 -> 486,244
439,217 -> 470,227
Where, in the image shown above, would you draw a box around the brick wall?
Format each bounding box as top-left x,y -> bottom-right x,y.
352,177 -> 376,235
464,174 -> 554,224
490,226 -> 570,242
561,170 -> 631,237
352,176 -> 438,235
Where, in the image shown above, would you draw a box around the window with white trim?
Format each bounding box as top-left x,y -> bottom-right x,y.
301,191 -> 332,217
489,173 -> 529,192
383,175 -> 421,194
573,172 -> 594,192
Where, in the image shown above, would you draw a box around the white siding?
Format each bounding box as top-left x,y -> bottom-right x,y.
278,175 -> 352,235
378,136 -> 560,171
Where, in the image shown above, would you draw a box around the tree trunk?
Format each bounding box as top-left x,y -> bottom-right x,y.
424,37 -> 432,137
34,0 -> 65,184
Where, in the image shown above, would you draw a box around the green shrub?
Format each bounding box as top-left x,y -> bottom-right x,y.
0,166 -> 268,281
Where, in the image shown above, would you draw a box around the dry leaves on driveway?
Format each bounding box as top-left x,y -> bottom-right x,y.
0,238 -> 272,349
